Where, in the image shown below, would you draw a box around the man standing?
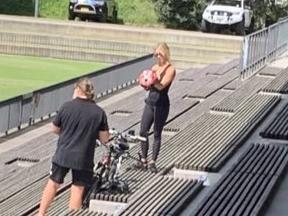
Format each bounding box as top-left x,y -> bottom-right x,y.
38,78 -> 109,216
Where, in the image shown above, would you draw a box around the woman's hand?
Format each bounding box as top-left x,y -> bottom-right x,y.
140,84 -> 150,91
153,66 -> 176,91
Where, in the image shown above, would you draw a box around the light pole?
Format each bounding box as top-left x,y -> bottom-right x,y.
34,0 -> 39,17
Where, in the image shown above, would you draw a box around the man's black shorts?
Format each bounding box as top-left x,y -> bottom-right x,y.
49,163 -> 93,186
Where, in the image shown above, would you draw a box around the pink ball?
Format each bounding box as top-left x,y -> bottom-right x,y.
138,69 -> 157,88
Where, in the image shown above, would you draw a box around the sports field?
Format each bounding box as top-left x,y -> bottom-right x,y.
0,54 -> 110,101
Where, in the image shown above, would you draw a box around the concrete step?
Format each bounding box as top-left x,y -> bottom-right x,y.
0,42 -> 133,64
0,32 -> 237,69
0,15 -> 242,50
0,15 -> 242,69
0,42 -> 223,69
0,40 -> 237,68
0,30 -> 240,55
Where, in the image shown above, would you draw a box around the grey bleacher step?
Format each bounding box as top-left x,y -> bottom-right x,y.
261,67 -> 288,94
0,15 -> 242,50
170,94 -> 279,172
0,43 -> 226,68
120,176 -> 203,216
0,31 -> 240,56
192,143 -> 288,216
260,102 -> 288,140
212,76 -> 273,113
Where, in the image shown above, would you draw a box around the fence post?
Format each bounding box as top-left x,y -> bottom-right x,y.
265,27 -> 270,65
34,0 -> 39,18
240,36 -> 249,80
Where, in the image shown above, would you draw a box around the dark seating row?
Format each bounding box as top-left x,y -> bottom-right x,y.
119,176 -> 203,216
192,143 -> 288,216
66,209 -> 112,216
212,76 -> 272,113
260,102 -> 288,140
262,67 -> 288,94
164,90 -> 231,132
174,94 -> 280,171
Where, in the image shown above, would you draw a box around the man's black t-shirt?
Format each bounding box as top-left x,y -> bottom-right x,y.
52,98 -> 109,171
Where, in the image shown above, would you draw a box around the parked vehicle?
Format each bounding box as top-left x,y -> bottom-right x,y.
68,0 -> 118,22
201,0 -> 254,35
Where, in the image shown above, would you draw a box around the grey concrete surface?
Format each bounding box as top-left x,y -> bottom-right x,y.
0,15 -> 241,68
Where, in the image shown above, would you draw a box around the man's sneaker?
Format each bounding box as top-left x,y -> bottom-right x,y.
149,163 -> 158,173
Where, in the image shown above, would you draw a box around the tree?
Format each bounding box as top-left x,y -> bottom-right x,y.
154,0 -> 206,30
253,0 -> 288,28
154,0 -> 288,31
0,0 -> 35,16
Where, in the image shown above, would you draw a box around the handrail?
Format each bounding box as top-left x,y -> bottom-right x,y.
240,18 -> 288,79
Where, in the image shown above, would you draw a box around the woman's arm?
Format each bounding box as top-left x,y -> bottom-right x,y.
153,67 -> 176,91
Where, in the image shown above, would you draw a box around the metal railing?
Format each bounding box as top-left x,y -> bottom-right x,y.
0,54 -> 153,136
240,18 -> 288,79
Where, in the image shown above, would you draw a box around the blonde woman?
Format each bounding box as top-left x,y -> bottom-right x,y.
38,78 -> 109,216
136,42 -> 176,173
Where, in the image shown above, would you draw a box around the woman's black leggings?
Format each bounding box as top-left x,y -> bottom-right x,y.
139,103 -> 169,161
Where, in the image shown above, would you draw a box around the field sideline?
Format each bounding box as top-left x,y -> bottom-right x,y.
0,54 -> 109,101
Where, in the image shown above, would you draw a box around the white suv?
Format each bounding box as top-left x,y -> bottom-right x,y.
201,0 -> 254,35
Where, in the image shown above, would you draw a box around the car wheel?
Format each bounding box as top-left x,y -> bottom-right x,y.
68,13 -> 75,20
235,20 -> 245,36
100,5 -> 108,22
100,14 -> 107,22
201,20 -> 210,32
210,24 -> 217,33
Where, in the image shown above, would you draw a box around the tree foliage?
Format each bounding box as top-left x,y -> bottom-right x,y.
153,0 -> 206,30
154,0 -> 288,31
0,0 -> 34,16
1,0 -> 288,31
253,0 -> 288,28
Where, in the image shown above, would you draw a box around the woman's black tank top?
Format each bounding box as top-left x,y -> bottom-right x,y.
145,64 -> 172,107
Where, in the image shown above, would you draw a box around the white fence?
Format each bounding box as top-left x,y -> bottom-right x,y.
240,18 -> 288,79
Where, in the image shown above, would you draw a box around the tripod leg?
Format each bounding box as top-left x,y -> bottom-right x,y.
82,177 -> 100,209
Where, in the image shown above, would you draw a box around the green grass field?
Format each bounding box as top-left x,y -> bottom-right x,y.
0,54 -> 109,101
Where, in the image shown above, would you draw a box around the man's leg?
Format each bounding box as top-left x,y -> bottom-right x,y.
69,184 -> 85,210
70,169 -> 93,210
38,163 -> 68,216
38,179 -> 60,216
